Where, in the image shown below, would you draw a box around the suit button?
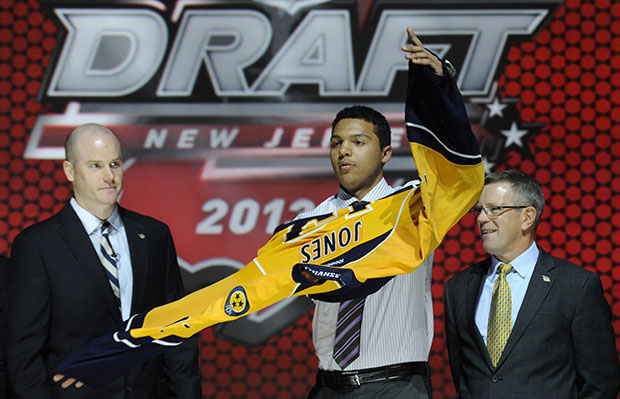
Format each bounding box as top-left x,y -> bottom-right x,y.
491,376 -> 498,383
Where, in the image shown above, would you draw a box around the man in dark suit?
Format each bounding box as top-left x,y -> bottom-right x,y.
7,123 -> 202,399
0,255 -> 9,399
444,170 -> 620,399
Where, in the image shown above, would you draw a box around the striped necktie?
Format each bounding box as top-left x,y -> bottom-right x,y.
487,263 -> 513,367
99,221 -> 121,309
333,297 -> 365,369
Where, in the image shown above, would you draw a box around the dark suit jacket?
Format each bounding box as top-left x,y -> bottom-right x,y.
445,248 -> 620,399
0,255 -> 9,399
7,204 -> 201,399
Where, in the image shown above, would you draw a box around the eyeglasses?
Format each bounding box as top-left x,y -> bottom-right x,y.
470,205 -> 528,218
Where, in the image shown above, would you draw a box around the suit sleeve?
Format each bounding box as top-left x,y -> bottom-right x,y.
6,232 -> 54,399
571,272 -> 620,398
444,278 -> 465,398
160,226 -> 202,399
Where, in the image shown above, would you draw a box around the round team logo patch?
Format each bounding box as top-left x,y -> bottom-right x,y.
225,286 -> 250,316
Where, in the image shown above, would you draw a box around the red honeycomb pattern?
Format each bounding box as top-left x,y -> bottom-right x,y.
1,0 -> 618,398
0,0 -> 70,253
199,317 -> 317,399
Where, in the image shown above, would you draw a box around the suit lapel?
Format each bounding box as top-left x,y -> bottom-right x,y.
57,204 -> 122,323
495,249 -> 555,369
468,259 -> 495,370
120,208 -> 148,315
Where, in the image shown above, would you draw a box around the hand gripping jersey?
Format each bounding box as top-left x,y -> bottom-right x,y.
57,62 -> 484,388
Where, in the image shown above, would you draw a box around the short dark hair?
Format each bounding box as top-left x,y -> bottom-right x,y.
485,170 -> 545,230
332,105 -> 391,149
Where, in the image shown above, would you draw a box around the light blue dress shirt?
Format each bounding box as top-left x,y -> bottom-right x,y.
475,241 -> 539,344
70,198 -> 134,320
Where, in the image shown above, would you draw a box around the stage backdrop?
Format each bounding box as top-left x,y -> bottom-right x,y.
1,0 -> 618,397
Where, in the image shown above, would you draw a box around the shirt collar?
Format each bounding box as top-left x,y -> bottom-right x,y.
490,241 -> 539,278
70,198 -> 121,235
336,178 -> 390,203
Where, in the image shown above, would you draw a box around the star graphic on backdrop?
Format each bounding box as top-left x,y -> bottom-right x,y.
487,97 -> 507,118
482,156 -> 495,174
500,122 -> 528,148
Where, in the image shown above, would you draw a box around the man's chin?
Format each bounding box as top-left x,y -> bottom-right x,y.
98,196 -> 120,207
481,241 -> 496,255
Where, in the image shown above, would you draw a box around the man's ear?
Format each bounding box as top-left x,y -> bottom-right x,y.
381,145 -> 392,165
522,206 -> 537,231
63,160 -> 75,183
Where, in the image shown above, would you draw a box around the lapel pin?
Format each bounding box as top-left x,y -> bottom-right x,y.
542,275 -> 550,283
138,233 -> 146,239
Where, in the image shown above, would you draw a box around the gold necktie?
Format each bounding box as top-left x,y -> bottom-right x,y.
487,263 -> 513,367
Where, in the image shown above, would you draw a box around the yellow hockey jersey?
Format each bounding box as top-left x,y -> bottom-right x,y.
58,61 -> 485,388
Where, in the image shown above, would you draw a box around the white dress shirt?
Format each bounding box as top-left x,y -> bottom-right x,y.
70,198 -> 134,320
296,178 -> 434,371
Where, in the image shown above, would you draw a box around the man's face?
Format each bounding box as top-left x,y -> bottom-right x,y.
330,118 -> 391,199
475,182 -> 527,262
64,132 -> 123,218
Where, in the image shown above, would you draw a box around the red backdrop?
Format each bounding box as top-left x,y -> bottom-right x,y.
0,0 -> 618,398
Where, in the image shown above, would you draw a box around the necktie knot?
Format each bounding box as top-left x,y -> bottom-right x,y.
101,220 -> 111,235
498,263 -> 512,276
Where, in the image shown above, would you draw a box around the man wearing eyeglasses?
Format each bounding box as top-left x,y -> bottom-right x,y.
444,170 -> 619,399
